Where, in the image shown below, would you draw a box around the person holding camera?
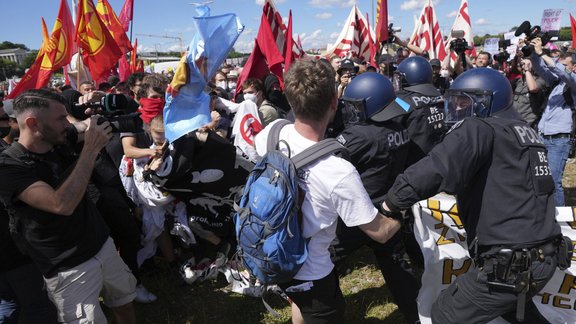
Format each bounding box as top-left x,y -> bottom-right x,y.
529,37 -> 576,206
0,89 -> 137,323
511,58 -> 548,128
381,68 -> 567,324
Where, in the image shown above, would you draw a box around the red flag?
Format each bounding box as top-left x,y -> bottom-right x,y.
37,0 -> 75,88
39,18 -> 50,57
118,55 -> 130,81
366,13 -> 377,67
263,0 -> 304,62
96,0 -> 133,54
284,11 -> 295,72
8,0 -> 74,98
7,59 -> 43,99
75,0 -> 123,82
130,38 -> 141,73
571,14 -> 576,48
234,13 -> 285,100
375,0 -> 389,44
445,0 -> 477,67
326,5 -> 375,63
119,0 -> 134,32
409,0 -> 447,62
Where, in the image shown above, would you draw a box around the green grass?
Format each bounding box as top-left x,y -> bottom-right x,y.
127,247 -> 406,324
113,162 -> 576,323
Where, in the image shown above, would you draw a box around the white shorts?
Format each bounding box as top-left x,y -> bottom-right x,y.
44,237 -> 137,323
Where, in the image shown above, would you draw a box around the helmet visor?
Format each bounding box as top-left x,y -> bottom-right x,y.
444,89 -> 493,124
338,97 -> 367,126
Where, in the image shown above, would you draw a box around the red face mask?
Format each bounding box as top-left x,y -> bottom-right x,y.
139,97 -> 165,124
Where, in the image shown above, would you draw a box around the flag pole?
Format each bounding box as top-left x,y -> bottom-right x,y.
129,0 -> 134,43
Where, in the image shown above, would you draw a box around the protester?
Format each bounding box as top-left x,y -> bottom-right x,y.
254,59 -> 400,323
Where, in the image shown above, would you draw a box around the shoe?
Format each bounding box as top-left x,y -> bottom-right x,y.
134,284 -> 157,303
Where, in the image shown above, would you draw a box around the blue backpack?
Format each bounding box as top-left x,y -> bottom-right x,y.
235,120 -> 347,284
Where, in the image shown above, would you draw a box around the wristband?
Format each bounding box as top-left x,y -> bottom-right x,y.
378,201 -> 403,220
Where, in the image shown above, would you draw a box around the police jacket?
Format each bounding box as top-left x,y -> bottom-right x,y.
384,112 -> 561,248
396,84 -> 446,157
336,121 -> 410,204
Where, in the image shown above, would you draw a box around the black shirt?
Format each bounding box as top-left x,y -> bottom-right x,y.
385,115 -> 561,248
0,142 -> 109,277
336,122 -> 411,203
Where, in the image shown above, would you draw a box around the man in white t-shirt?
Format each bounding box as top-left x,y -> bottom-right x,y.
254,59 -> 401,323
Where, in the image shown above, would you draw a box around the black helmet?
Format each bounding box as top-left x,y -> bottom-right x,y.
343,72 -> 410,123
444,68 -> 513,124
393,56 -> 433,91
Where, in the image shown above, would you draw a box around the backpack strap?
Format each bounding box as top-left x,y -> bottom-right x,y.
292,139 -> 349,169
266,119 -> 292,152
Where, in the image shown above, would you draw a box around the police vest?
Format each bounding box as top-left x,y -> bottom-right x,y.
465,117 -> 560,247
397,87 -> 447,156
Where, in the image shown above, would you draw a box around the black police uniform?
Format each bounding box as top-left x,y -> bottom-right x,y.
330,121 -> 421,324
396,85 -> 446,161
384,115 -> 562,323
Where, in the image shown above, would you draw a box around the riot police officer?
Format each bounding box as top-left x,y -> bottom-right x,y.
393,56 -> 446,160
329,72 -> 421,323
381,68 -> 567,323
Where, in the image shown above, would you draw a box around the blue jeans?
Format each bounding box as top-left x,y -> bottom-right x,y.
542,137 -> 571,206
0,263 -> 57,324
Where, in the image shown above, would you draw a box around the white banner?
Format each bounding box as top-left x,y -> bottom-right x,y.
483,38 -> 500,57
540,9 -> 564,33
413,193 -> 576,324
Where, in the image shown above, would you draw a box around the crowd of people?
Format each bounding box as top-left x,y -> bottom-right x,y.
0,32 -> 574,324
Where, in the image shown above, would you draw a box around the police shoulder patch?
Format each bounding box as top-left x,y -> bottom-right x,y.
336,134 -> 347,145
446,120 -> 465,134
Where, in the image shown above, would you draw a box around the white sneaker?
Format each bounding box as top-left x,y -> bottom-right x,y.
134,284 -> 157,303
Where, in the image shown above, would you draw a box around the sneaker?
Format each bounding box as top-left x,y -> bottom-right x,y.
134,284 -> 157,303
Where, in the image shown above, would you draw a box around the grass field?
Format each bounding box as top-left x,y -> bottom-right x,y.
119,161 -> 576,324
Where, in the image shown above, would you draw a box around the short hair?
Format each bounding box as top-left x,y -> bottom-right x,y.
80,81 -> 93,87
477,51 -> 491,59
137,74 -> 167,99
284,58 -> 336,122
107,75 -> 120,87
241,78 -> 263,92
127,72 -> 147,89
13,89 -> 66,117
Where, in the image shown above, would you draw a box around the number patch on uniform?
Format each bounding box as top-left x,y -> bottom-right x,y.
427,112 -> 445,124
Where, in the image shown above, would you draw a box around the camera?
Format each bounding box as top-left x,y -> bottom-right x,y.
493,51 -> 510,64
449,30 -> 472,55
514,21 -> 551,57
385,23 -> 402,44
97,113 -> 143,133
78,93 -> 143,133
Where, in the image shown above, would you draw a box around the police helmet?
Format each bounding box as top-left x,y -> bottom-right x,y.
393,56 -> 433,91
342,72 -> 410,123
444,68 -> 513,124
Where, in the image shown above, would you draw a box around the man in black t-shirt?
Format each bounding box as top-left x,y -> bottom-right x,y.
0,90 -> 136,324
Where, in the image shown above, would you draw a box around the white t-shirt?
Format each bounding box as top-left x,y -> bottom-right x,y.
254,120 -> 378,281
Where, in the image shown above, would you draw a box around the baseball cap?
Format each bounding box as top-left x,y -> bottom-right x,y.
337,59 -> 359,75
429,59 -> 441,67
377,54 -> 394,65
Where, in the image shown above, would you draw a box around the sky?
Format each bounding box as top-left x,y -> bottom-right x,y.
1,0 -> 575,55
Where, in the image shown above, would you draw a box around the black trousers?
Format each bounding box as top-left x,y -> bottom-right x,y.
431,255 -> 558,324
329,219 -> 422,324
